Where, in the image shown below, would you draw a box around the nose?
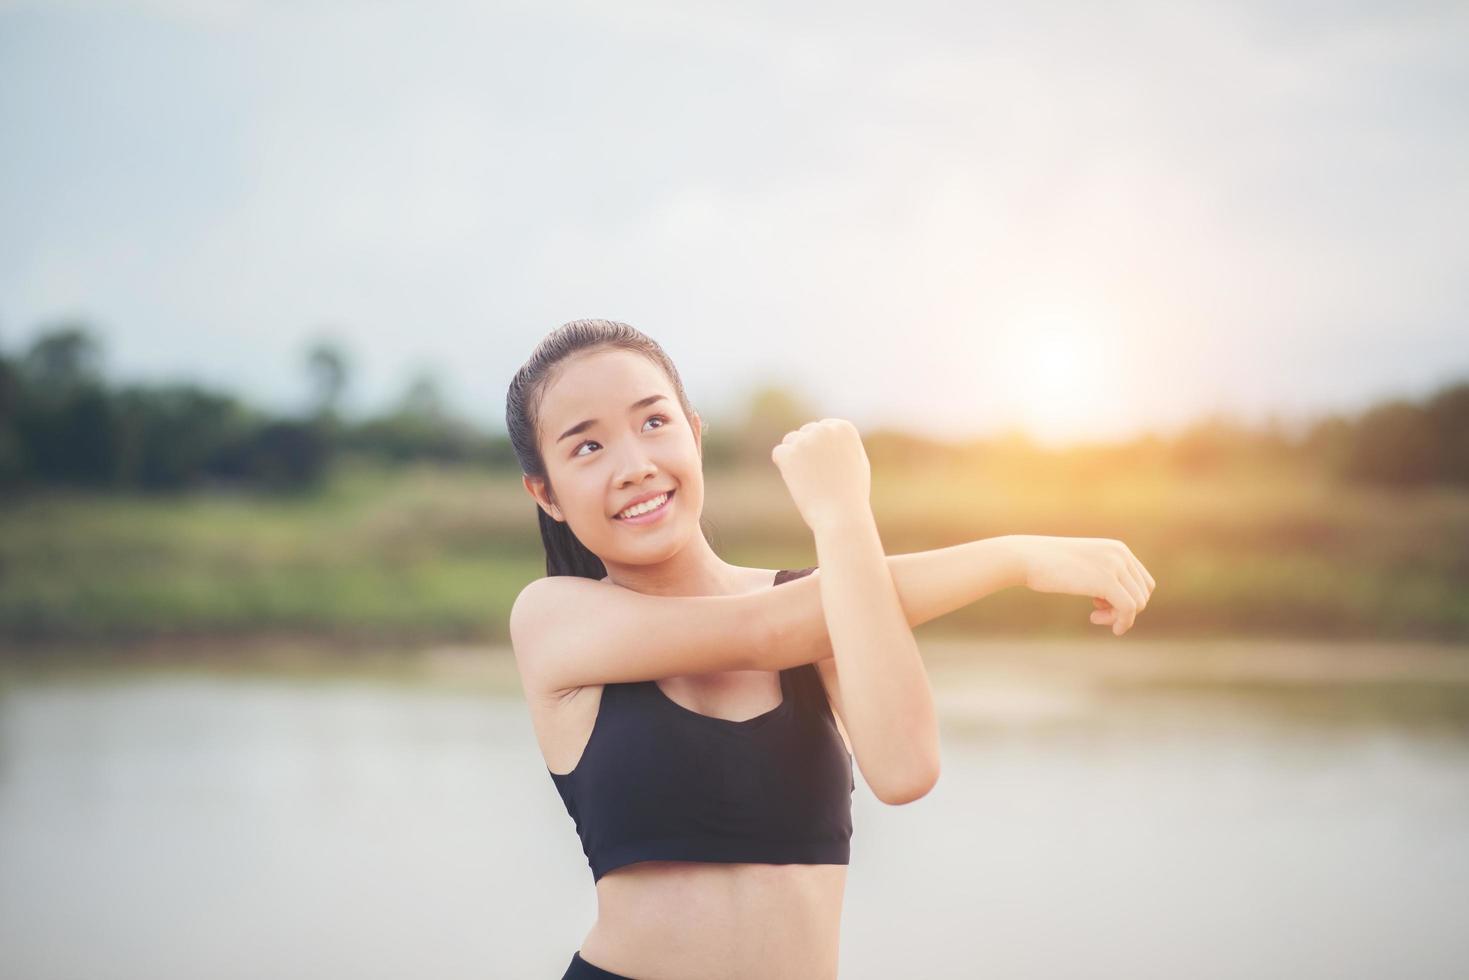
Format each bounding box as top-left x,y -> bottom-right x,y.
613,445 -> 658,487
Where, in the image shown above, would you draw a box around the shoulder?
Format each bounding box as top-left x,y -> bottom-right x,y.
509,567 -> 784,699
511,573 -> 576,613
510,574 -> 613,631
508,576 -> 597,698
509,577 -> 562,651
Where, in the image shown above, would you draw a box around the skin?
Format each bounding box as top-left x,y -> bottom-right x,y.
517,347 -> 1157,978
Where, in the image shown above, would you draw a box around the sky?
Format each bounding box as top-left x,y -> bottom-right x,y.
2,0 -> 1466,447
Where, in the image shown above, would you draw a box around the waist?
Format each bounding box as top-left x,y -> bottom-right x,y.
583,861 -> 846,978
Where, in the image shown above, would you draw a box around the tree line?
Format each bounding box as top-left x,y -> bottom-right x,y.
1,320 -> 1466,495
0,321 -> 507,494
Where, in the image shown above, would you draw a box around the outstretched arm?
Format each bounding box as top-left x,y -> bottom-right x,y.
760,534 -> 1029,672
759,532 -> 1154,672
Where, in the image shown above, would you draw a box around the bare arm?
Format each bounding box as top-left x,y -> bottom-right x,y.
513,534 -> 1025,700
514,531 -> 1145,701
804,509 -> 945,805
760,534 -> 1029,672
761,419 -> 1028,807
509,575 -> 778,698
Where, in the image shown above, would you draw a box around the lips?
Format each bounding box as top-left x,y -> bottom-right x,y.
614,488 -> 675,520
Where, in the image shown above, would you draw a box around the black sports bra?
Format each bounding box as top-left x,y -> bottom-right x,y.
548,566 -> 854,883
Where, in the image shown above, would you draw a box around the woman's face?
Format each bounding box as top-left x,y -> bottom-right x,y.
526,348 -> 704,566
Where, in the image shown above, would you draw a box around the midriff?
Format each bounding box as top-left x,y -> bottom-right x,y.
579,859 -> 846,980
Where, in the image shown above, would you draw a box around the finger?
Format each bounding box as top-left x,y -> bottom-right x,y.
1128,554 -> 1156,594
1104,580 -> 1138,636
1114,573 -> 1144,632
1119,564 -> 1148,615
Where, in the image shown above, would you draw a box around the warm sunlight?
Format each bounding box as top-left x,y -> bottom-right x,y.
995,305 -> 1122,447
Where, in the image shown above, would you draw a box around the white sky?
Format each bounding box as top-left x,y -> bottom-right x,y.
2,0 -> 1466,446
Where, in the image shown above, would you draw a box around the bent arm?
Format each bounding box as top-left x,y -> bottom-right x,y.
804,510 -> 946,805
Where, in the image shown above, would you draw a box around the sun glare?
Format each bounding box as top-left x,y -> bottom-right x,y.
996,307 -> 1120,447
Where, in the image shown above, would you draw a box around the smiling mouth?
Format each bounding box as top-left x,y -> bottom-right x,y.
614,489 -> 675,520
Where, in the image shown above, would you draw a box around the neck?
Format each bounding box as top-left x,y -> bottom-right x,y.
600,534 -> 748,597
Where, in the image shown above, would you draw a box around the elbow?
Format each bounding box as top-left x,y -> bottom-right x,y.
874,755 -> 941,806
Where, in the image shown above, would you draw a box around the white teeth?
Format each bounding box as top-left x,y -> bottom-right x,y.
617,492 -> 669,519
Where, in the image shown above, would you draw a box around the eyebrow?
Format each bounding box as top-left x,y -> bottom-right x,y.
556,394 -> 670,444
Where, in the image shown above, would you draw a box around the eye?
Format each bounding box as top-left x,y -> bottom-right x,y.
572,414 -> 670,458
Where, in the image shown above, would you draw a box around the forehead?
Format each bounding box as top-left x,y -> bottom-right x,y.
540,349 -> 669,425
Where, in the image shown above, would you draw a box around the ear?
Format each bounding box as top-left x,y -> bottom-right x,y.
690,410 -> 703,458
522,473 -> 564,523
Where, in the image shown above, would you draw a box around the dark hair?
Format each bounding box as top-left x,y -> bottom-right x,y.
506,318 -> 705,579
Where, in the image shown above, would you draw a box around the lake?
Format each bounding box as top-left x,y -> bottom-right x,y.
2,640 -> 1467,978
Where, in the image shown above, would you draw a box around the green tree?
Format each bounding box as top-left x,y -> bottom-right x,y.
1343,399 -> 1439,487
20,320 -> 104,395
305,335 -> 351,422
1425,381 -> 1469,485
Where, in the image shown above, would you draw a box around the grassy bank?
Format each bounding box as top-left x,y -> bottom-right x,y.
3,455 -> 1467,647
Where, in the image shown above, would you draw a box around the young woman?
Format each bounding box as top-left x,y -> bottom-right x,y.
506,319 -> 1156,979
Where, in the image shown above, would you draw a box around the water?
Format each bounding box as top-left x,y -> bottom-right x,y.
1,669 -> 1466,979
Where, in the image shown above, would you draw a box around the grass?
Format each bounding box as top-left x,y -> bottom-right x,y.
3,454 -> 1467,647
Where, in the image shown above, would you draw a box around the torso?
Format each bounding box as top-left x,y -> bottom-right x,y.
523,566 -> 853,980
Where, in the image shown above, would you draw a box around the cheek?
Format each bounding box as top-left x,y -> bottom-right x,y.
556,468 -> 600,516
675,475 -> 703,511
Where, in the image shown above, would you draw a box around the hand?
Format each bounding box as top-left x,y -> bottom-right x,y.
771,418 -> 872,532
1010,535 -> 1156,636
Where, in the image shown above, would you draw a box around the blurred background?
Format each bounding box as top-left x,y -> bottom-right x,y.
2,1 -> 1467,978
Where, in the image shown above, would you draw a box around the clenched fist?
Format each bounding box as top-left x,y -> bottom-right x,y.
1010,535 -> 1157,636
771,418 -> 872,533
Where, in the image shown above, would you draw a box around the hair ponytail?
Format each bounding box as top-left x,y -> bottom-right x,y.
535,504 -> 607,580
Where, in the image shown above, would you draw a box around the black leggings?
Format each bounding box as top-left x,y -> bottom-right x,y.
562,949 -> 636,979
